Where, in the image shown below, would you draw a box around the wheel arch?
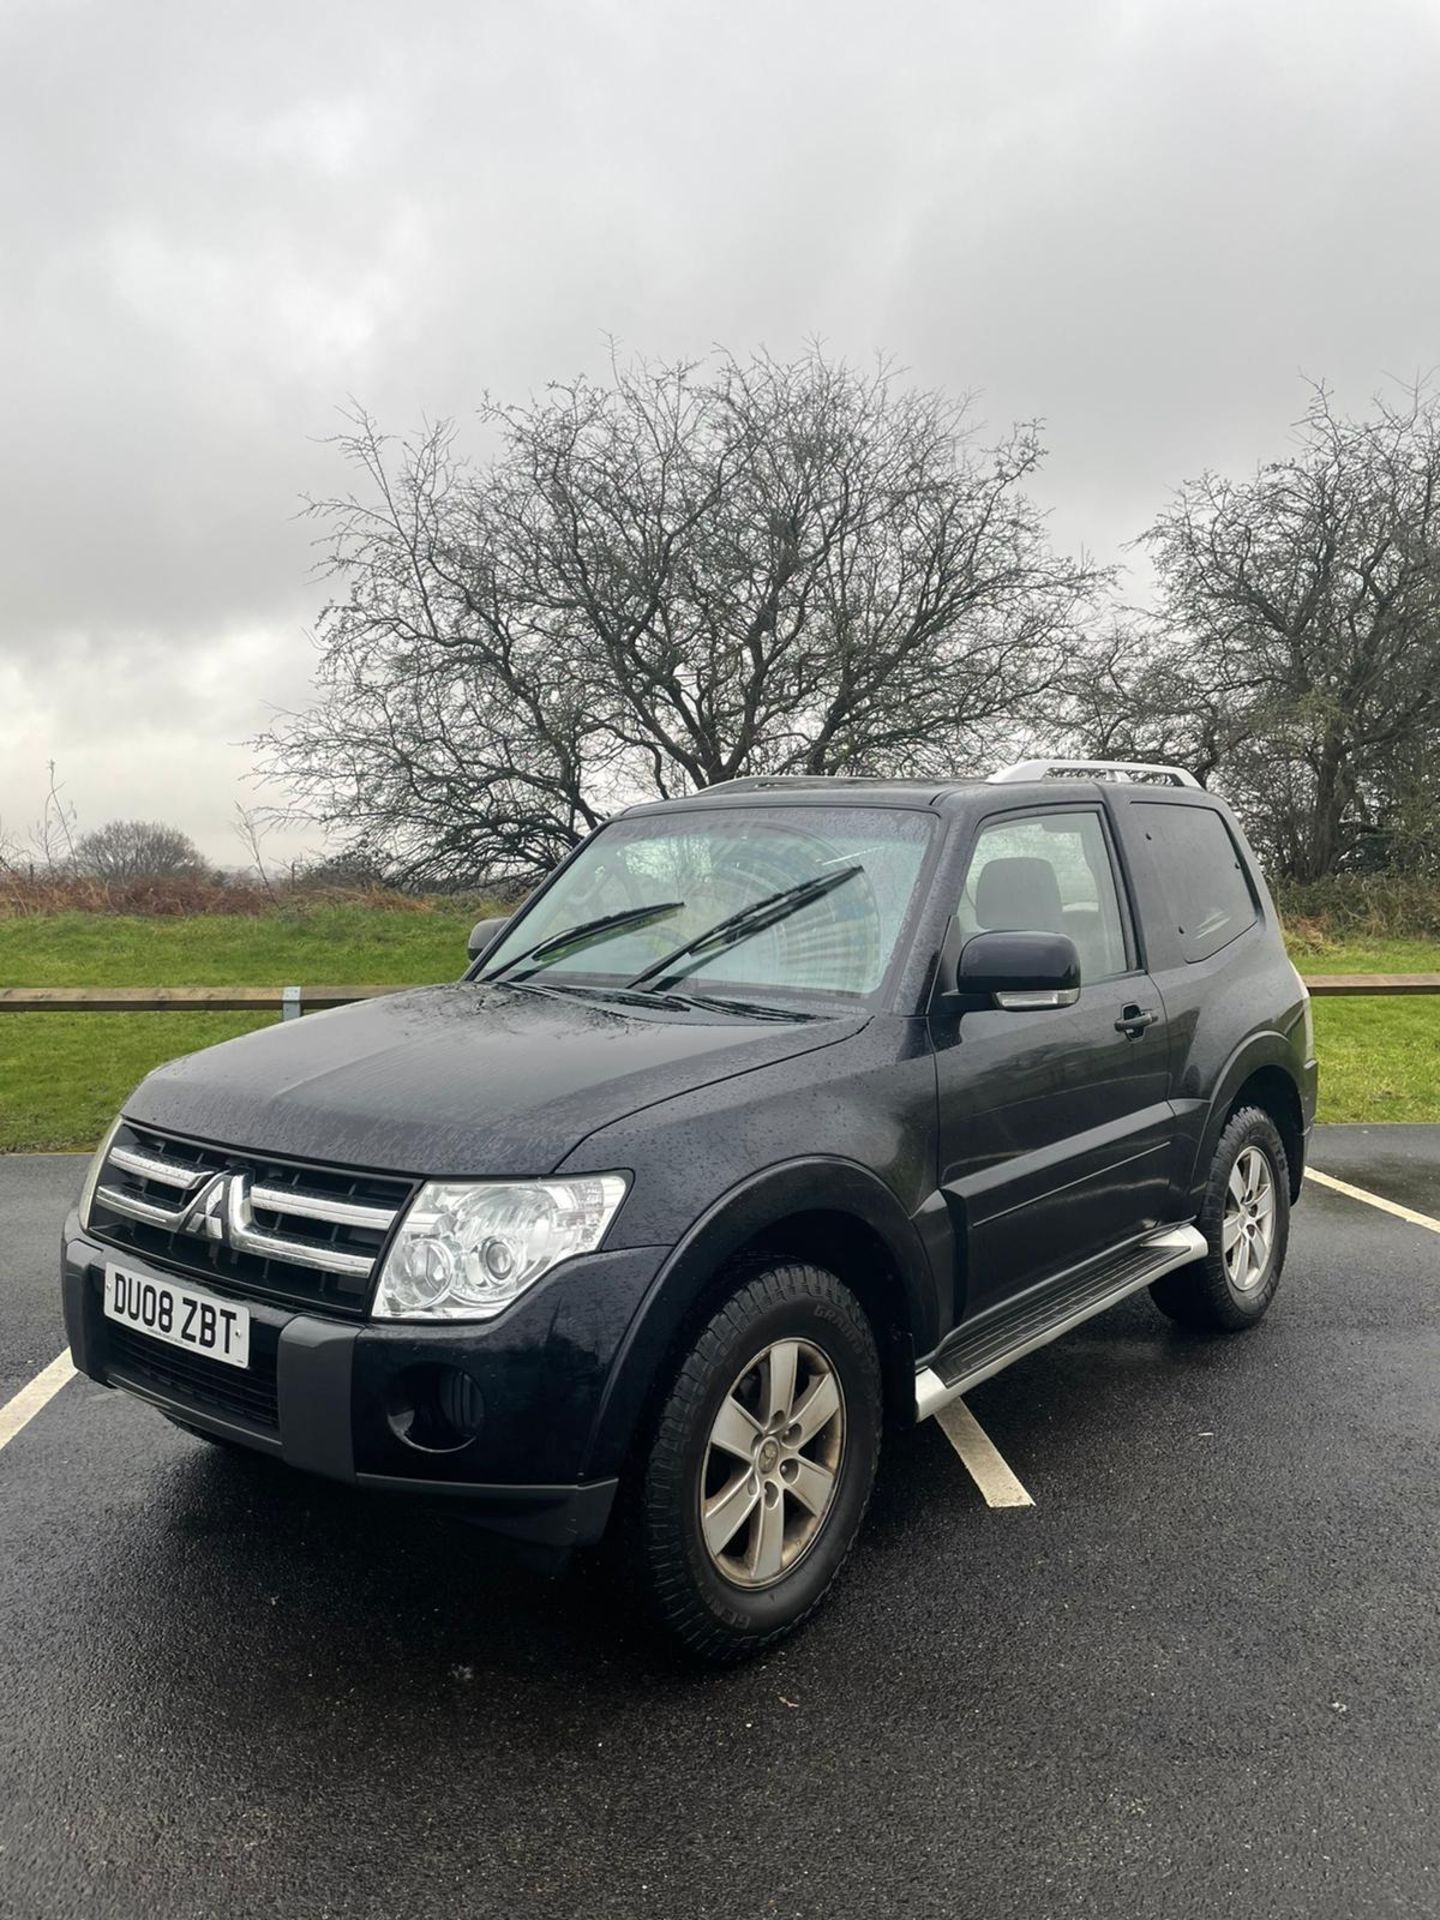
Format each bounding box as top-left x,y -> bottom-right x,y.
580,1158 -> 940,1480
1189,1035 -> 1307,1206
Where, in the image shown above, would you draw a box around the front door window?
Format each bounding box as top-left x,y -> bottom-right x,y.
958,809 -> 1130,984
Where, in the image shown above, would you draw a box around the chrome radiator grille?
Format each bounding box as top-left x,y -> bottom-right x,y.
87,1122 -> 415,1318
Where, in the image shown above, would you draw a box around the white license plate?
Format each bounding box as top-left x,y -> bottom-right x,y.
103,1264 -> 250,1370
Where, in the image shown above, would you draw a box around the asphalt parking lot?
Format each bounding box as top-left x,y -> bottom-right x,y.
2,1129 -> 1437,1920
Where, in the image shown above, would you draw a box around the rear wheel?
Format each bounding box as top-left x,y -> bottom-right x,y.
638,1260 -> 882,1662
1151,1106 -> 1290,1331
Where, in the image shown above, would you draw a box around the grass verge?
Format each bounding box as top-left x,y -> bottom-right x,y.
1310,999 -> 1440,1126
1,1014 -> 273,1153
1284,935 -> 1440,975
1,913 -> 1436,1151
4,997 -> 1433,1153
0,904 -> 479,987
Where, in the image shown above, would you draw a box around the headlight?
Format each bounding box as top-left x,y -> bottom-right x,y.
79,1115 -> 123,1230
372,1173 -> 629,1321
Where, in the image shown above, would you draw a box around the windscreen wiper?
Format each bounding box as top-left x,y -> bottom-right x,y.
481,901 -> 683,983
550,981 -> 812,1021
625,866 -> 862,991
669,991 -> 817,1022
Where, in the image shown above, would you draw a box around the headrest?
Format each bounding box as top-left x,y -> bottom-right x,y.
974,856 -> 1065,933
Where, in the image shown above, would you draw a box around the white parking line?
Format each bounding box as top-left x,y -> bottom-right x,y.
1309,1168 -> 1440,1236
934,1398 -> 1034,1507
0,1351 -> 76,1454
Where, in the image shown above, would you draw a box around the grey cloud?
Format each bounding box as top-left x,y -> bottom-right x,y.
2,0 -> 1437,857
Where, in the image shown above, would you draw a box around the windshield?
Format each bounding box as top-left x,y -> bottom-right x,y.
480,806 -> 935,1007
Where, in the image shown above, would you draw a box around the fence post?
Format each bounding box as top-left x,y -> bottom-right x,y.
281,985 -> 302,1022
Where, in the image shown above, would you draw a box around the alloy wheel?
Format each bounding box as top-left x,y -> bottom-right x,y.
698,1338 -> 846,1590
1223,1145 -> 1276,1292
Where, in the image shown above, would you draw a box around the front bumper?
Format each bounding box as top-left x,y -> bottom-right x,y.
62,1217 -> 667,1552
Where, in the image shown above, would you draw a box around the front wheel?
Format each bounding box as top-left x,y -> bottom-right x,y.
1151,1106 -> 1291,1332
638,1260 -> 882,1662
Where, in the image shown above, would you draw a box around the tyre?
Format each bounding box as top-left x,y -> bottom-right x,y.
1151,1105 -> 1290,1332
638,1259 -> 882,1662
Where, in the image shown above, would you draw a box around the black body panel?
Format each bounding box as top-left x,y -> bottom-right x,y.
64,771 -> 1316,1542
123,981 -> 865,1179
931,985 -> 1175,1316
1107,785 -> 1317,1202
62,1223 -> 659,1547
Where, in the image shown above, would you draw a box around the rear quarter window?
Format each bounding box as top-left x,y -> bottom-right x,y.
1135,803 -> 1258,962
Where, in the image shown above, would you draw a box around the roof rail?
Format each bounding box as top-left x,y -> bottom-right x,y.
697,774 -> 929,794
988,758 -> 1200,789
698,775 -> 839,793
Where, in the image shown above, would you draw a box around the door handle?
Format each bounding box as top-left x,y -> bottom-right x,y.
1115,1005 -> 1159,1038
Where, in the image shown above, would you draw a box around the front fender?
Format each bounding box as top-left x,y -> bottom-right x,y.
578,1155 -> 942,1481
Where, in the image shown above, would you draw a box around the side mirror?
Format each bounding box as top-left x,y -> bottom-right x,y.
467,915 -> 511,963
952,930 -> 1081,1009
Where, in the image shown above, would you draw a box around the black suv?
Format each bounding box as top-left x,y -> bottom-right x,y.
62,761 -> 1317,1659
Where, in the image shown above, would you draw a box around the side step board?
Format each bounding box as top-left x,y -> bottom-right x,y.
915,1224 -> 1208,1421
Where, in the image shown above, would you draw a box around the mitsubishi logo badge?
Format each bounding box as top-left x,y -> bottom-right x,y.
183,1170 -> 241,1243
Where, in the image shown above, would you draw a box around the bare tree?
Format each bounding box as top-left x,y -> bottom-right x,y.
232,803 -> 281,902
261,348 -> 1108,883
1120,381 -> 1440,880
1051,610 -> 1270,795
73,819 -> 208,882
0,761 -> 81,877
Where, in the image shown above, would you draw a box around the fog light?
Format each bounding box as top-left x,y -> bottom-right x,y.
386,1364 -> 485,1453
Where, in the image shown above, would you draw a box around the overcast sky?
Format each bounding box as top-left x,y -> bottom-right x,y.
2,0 -> 1437,865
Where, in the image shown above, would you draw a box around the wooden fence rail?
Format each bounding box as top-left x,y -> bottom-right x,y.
0,986 -> 397,1015
1,975 -> 1438,1014
1298,975 -> 1440,996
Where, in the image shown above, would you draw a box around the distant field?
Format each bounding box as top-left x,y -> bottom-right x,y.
1279,935 -> 1440,1129
0,906 -> 486,1151
1309,998 -> 1440,1126
1,1011 -> 275,1153
0,904 -> 484,987
1,908 -> 1436,1151
1284,936 -> 1440,975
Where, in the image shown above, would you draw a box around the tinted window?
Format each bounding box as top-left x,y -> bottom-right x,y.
1136,804 -> 1257,961
957,809 -> 1129,983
